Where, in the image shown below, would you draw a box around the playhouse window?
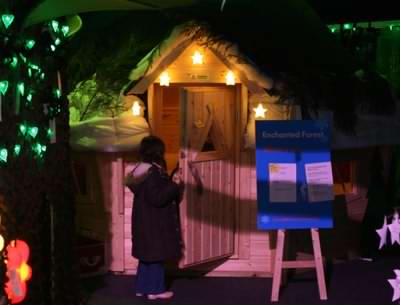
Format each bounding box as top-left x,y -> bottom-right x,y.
332,160 -> 356,195
201,132 -> 216,152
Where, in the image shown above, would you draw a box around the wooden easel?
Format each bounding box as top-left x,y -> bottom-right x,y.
271,228 -> 327,302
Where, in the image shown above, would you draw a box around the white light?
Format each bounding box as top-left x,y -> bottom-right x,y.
159,72 -> 170,86
192,51 -> 204,65
225,71 -> 235,85
132,101 -> 141,116
253,103 -> 267,118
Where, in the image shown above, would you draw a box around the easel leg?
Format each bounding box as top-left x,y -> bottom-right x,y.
311,228 -> 328,300
271,229 -> 285,302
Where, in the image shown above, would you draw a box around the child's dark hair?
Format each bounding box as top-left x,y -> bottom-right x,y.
139,136 -> 166,169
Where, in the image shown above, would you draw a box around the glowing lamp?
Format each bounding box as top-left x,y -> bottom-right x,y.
132,101 -> 141,116
253,103 -> 267,118
225,71 -> 235,85
5,240 -> 32,304
159,72 -> 170,86
0,235 -> 3,252
191,51 -> 204,65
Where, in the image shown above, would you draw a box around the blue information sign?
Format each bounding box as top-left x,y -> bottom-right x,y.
255,120 -> 333,229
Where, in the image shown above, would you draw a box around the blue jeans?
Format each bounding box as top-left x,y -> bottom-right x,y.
135,261 -> 165,294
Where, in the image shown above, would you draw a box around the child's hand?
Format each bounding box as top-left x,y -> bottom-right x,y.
172,170 -> 182,185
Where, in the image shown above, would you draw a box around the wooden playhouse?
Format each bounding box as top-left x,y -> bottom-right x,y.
71,24 -> 400,277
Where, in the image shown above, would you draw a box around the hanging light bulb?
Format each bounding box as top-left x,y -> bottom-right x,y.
159,72 -> 170,86
253,103 -> 268,118
225,71 -> 235,85
132,101 -> 141,116
191,50 -> 204,65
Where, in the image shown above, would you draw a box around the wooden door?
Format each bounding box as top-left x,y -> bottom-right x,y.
179,87 -> 236,268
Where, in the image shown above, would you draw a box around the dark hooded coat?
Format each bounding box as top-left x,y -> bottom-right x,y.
125,162 -> 183,262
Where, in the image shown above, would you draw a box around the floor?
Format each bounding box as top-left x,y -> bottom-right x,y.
82,254 -> 399,305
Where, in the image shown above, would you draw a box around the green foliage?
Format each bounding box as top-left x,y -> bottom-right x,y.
68,78 -> 122,122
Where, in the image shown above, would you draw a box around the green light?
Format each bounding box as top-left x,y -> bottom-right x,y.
28,68 -> 32,78
50,20 -> 59,32
26,93 -> 33,102
29,63 -> 40,71
54,88 -> 61,98
25,40 -> 36,50
19,53 -> 27,63
17,83 -> 25,96
0,148 -> 7,163
10,56 -> 18,68
0,80 -> 9,95
343,23 -> 352,30
330,28 -> 336,33
1,14 -> 14,29
50,45 -> 56,52
54,38 -> 61,46
33,143 -> 46,157
40,73 -> 45,80
28,126 -> 39,138
61,25 -> 69,37
19,124 -> 27,135
14,145 -> 21,156
47,128 -> 53,137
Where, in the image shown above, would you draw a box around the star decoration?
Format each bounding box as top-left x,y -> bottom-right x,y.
253,103 -> 268,118
388,270 -> 400,302
376,216 -> 388,249
388,215 -> 400,245
191,51 -> 203,65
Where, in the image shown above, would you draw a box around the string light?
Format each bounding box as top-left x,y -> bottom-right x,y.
132,101 -> 141,116
159,72 -> 170,86
1,14 -> 14,29
0,148 -> 7,163
225,71 -> 235,85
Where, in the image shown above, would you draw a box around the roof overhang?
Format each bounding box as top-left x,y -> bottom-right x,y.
26,0 -> 195,26
126,24 -> 274,95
